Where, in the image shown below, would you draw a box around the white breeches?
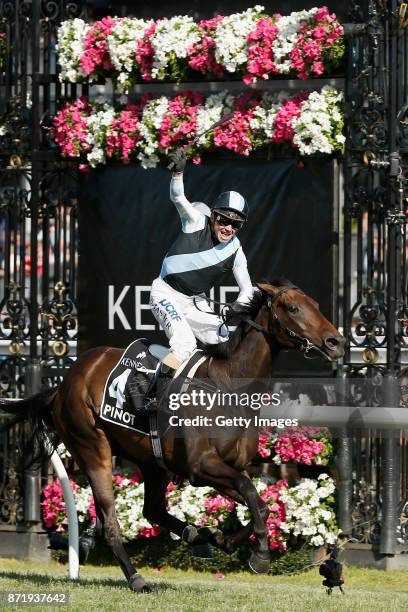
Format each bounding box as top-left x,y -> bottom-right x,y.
150,277 -> 229,363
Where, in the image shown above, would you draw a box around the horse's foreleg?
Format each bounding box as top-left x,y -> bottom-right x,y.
141,466 -> 187,537
213,489 -> 269,554
141,466 -> 212,549
85,462 -> 149,592
141,465 -> 217,558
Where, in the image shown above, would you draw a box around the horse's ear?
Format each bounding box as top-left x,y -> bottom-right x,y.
256,282 -> 277,296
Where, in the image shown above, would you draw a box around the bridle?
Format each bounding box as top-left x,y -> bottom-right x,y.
244,286 -> 331,361
194,285 -> 331,361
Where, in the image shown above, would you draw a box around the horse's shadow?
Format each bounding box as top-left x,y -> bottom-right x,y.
0,570 -> 201,594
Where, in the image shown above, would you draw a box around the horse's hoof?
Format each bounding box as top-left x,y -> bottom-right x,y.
128,572 -> 151,593
248,551 -> 270,574
198,526 -> 225,548
192,543 -> 214,559
182,524 -> 199,544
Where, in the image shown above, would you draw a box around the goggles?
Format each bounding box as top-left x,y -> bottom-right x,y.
214,213 -> 244,230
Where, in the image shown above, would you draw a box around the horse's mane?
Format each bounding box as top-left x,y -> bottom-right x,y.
203,278 -> 294,360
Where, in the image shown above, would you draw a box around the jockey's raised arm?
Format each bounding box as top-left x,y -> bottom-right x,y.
170,172 -> 204,230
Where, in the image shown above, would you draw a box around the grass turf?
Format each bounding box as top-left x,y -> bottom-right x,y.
0,559 -> 407,611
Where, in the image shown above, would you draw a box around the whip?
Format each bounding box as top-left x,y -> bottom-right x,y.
167,112 -> 234,170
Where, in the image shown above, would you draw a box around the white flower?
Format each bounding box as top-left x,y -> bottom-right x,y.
272,9 -> 318,74
73,485 -> 93,522
56,18 -> 90,82
107,18 -> 152,91
214,6 -> 264,73
195,91 -> 234,146
149,16 -> 199,79
281,477 -> 338,546
293,88 -> 344,156
236,503 -> 250,526
310,534 -> 324,547
136,96 -> 169,168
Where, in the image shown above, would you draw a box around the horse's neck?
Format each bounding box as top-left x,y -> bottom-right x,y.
228,324 -> 278,379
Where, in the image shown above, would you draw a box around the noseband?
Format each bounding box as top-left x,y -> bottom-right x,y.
245,286 -> 330,361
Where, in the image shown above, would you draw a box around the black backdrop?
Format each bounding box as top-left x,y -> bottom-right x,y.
78,158 -> 338,372
104,1 -> 347,22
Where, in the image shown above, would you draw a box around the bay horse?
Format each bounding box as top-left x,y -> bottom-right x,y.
0,281 -> 344,592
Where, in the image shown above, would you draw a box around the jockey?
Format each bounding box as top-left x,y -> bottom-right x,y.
148,148 -> 254,392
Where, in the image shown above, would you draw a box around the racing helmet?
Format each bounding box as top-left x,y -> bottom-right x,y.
211,191 -> 249,222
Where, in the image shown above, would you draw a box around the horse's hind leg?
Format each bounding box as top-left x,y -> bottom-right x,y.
76,445 -> 149,593
142,465 -> 214,551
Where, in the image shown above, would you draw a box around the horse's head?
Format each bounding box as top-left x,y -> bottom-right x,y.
257,281 -> 345,361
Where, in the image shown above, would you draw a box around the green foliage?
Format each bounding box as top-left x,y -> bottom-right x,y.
53,533 -> 316,575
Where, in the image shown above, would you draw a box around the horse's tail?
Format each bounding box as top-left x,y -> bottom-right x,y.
0,388 -> 60,467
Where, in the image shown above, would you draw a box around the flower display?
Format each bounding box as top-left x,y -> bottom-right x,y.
42,472 -> 338,550
280,474 -> 339,546
257,426 -> 333,465
56,8 -> 344,87
52,86 -> 344,170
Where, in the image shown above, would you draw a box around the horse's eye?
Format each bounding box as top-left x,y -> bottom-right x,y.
288,305 -> 299,314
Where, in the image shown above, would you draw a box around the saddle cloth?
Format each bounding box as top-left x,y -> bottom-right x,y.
99,338 -> 206,435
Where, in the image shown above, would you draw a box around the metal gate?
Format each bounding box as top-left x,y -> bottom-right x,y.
0,0 -> 86,528
338,0 -> 408,558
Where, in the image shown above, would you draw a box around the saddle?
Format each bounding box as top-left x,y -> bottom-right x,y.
99,339 -> 206,436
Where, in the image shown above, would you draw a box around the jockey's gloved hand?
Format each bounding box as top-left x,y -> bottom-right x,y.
225,300 -> 248,324
168,149 -> 187,172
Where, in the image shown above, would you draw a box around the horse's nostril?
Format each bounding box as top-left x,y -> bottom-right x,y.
325,337 -> 339,350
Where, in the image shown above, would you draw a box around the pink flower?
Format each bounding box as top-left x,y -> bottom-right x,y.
188,17 -> 224,77
271,95 -> 306,144
158,91 -> 203,153
289,8 -> 343,79
80,17 -> 116,77
139,525 -> 160,538
135,22 -> 158,80
244,17 -> 279,85
52,97 -> 92,158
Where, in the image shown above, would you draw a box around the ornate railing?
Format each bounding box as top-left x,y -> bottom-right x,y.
339,0 -> 408,554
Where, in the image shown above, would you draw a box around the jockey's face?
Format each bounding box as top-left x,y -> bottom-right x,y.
211,212 -> 244,243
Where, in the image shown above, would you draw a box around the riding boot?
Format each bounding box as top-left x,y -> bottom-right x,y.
143,362 -> 177,411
